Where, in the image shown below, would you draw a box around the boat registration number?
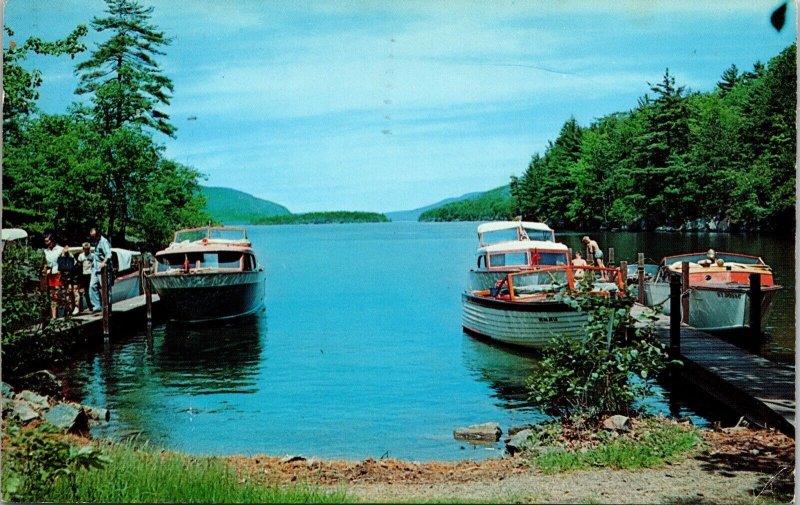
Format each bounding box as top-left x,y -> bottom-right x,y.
716,292 -> 743,299
538,316 -> 559,322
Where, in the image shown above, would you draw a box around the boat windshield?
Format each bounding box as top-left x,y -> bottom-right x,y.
665,252 -> 762,266
510,269 -> 569,295
174,228 -> 247,243
522,227 -> 555,242
488,250 -> 568,268
156,252 -> 248,271
481,227 -> 554,245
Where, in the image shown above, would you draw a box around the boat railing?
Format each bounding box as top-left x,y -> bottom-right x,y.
505,265 -> 626,302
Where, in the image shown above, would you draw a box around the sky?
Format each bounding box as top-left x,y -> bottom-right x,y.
4,1 -> 797,213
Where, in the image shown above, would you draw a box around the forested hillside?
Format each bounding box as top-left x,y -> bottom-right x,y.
419,186 -> 513,221
202,186 -> 290,224
511,45 -> 795,232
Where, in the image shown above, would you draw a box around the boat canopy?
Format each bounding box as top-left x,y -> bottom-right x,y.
1,228 -> 28,241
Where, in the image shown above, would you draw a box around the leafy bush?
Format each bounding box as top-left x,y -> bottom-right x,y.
1,243 -> 75,375
2,423 -> 110,502
527,280 -> 670,424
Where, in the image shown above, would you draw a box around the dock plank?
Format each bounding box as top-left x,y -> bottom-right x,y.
632,303 -> 795,436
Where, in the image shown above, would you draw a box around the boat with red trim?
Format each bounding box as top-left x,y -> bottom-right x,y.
462,262 -> 626,350
642,250 -> 781,332
150,226 -> 266,322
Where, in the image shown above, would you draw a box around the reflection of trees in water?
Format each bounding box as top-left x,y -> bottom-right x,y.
152,313 -> 266,394
461,334 -> 540,409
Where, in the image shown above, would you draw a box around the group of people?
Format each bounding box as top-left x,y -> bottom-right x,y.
42,228 -> 112,318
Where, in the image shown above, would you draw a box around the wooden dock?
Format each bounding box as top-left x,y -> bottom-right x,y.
632,303 -> 795,437
68,294 -> 160,338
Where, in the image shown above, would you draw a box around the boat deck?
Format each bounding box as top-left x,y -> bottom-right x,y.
632,303 -> 795,436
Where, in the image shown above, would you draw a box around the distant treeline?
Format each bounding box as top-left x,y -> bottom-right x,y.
253,211 -> 389,225
422,45 -> 795,232
419,186 -> 512,222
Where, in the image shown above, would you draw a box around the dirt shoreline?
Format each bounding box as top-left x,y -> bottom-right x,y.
227,426 -> 795,503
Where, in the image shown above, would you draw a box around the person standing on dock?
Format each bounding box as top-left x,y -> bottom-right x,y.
77,242 -> 95,312
582,235 -> 607,280
89,228 -> 112,313
42,234 -> 64,318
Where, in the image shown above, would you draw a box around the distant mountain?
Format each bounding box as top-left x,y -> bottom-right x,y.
385,191 -> 484,221
201,186 -> 291,224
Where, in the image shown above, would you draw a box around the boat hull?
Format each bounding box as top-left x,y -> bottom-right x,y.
150,270 -> 266,323
643,282 -> 780,331
111,272 -> 141,304
461,292 -> 588,350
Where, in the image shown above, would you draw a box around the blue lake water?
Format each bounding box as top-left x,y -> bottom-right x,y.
59,222 -> 795,461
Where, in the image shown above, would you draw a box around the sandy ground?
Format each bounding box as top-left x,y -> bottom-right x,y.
228,426 -> 795,504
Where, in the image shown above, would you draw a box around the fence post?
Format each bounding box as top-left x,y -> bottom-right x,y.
669,274 -> 681,355
101,264 -> 110,336
619,261 -> 628,289
637,253 -> 645,304
749,273 -> 762,345
681,261 -> 690,325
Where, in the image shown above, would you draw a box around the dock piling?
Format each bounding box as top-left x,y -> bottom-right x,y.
749,273 -> 762,346
101,264 -> 110,337
608,247 -> 615,266
669,274 -> 681,355
144,273 -> 153,341
681,261 -> 690,325
637,253 -> 645,304
619,261 -> 627,287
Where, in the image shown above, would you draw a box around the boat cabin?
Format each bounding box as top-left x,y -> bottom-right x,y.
155,250 -> 258,273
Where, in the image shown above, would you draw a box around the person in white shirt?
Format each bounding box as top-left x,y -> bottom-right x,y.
41,234 -> 64,318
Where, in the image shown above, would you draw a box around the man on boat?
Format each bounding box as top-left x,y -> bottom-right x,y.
88,227 -> 112,313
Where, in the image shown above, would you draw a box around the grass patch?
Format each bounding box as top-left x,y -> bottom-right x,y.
531,420 -> 704,474
40,442 -> 349,503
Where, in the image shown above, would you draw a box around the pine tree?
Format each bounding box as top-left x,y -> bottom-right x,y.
75,0 -> 175,137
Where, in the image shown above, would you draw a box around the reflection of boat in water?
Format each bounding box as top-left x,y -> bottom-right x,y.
469,221 -> 568,291
461,335 -> 540,409
642,250 -> 781,332
463,262 -> 625,350
154,313 -> 265,394
150,226 -> 266,323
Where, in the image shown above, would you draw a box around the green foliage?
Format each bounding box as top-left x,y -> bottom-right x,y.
255,211 -> 389,225
2,25 -> 87,143
419,186 -> 513,222
2,423 -> 110,502
510,46 -> 796,231
40,441 -> 348,503
202,186 -> 291,224
530,420 -> 703,473
0,243 -> 75,375
527,284 -> 669,424
3,1 -> 209,246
